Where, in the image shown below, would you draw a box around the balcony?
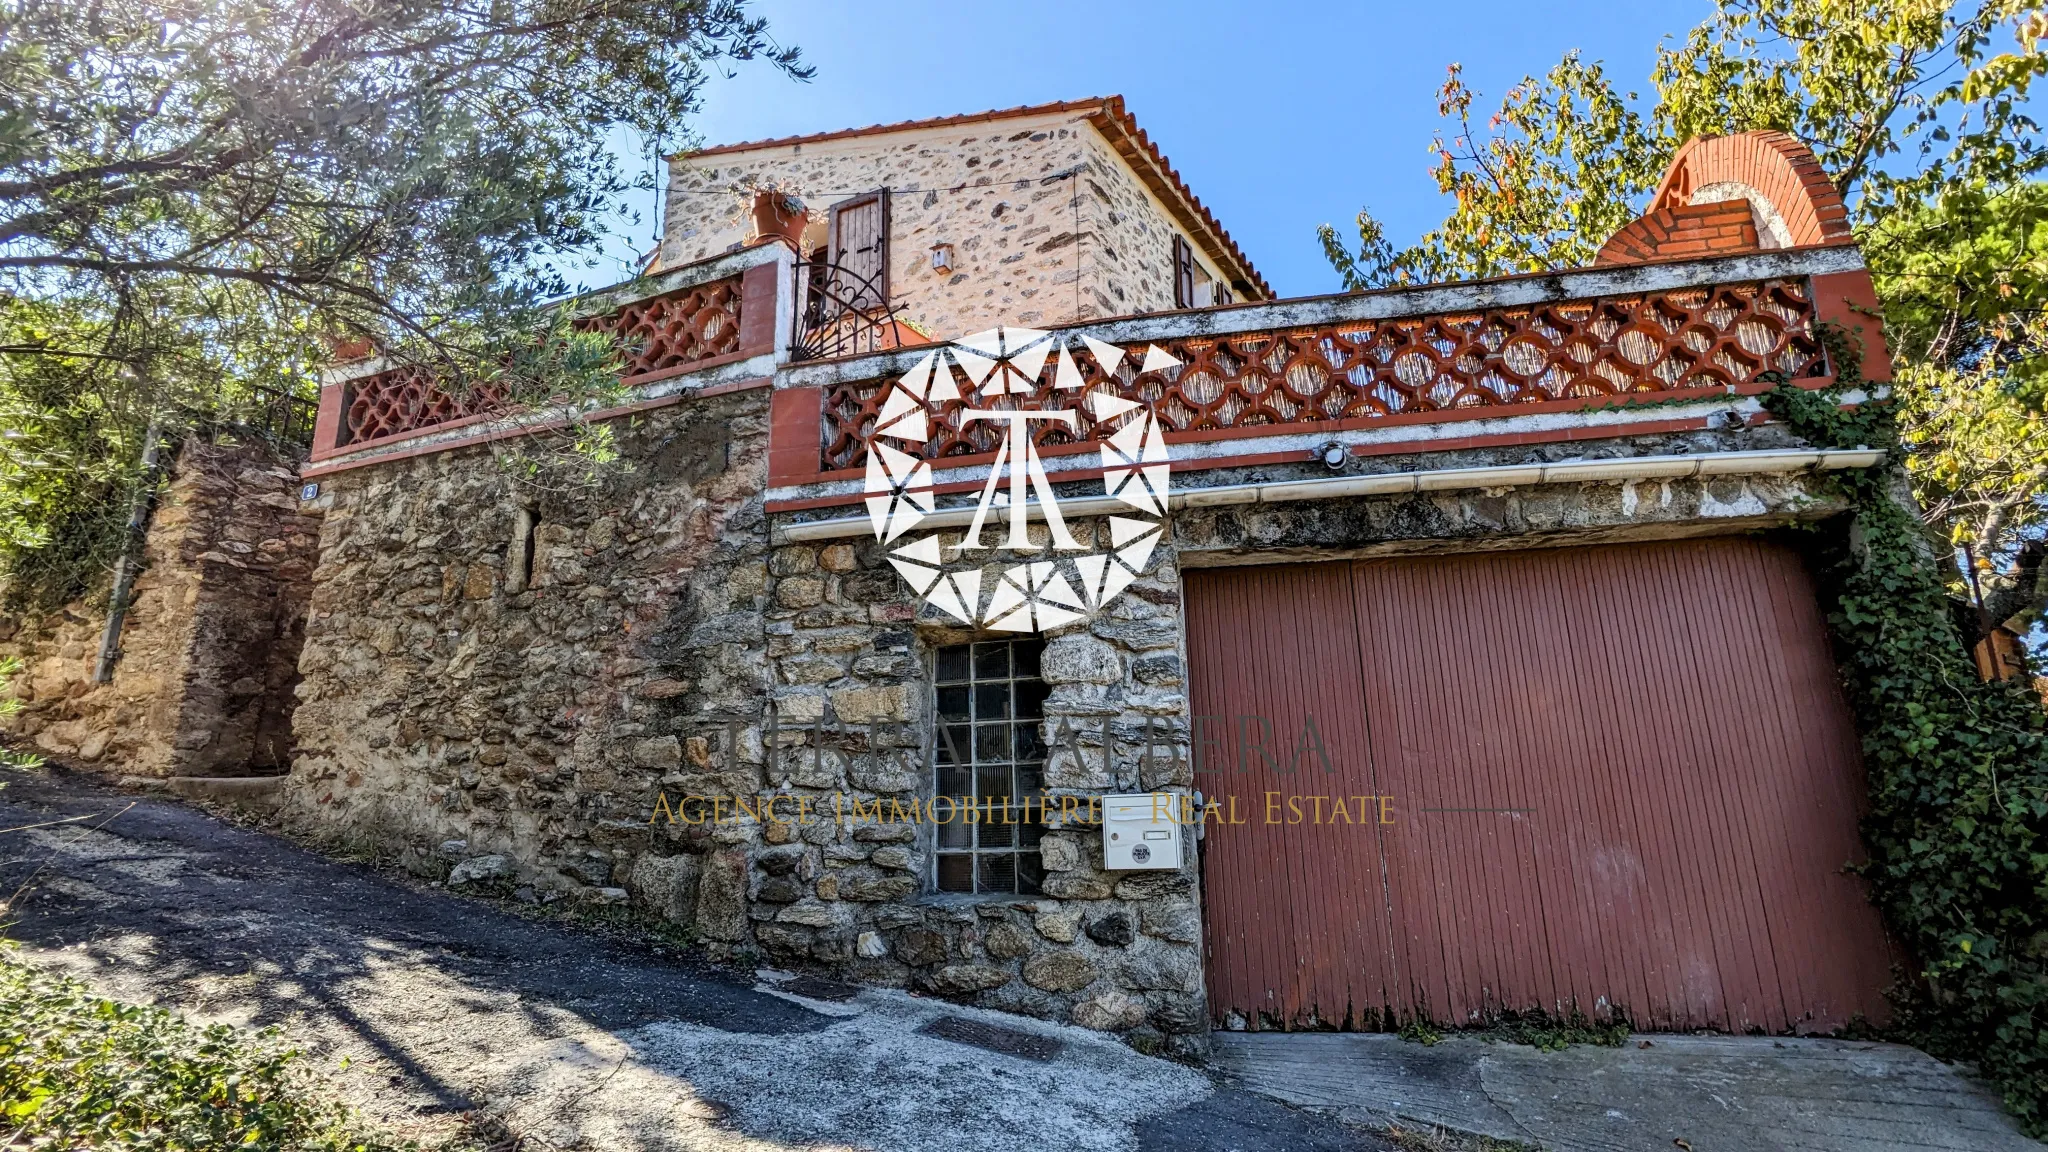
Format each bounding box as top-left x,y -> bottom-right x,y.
306,243 -> 783,470
306,238 -> 1880,498
816,275 -> 1826,475
764,243 -> 1879,510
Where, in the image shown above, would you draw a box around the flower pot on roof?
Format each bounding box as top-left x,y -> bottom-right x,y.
752,190 -> 806,248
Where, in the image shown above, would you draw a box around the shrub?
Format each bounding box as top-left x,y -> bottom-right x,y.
0,948 -> 407,1151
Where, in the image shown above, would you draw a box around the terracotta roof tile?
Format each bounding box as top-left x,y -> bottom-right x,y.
673,96 -> 1272,300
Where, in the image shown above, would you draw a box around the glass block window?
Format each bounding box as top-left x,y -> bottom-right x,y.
933,639 -> 1049,894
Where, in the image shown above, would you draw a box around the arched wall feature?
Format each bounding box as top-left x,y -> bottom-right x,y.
1595,131 -> 1887,385
1651,131 -> 1854,248
1598,131 -> 1856,267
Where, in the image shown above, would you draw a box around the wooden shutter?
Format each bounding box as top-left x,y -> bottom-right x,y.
828,190 -> 890,311
1172,235 -> 1195,308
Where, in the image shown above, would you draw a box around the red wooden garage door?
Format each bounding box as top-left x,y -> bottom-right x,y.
1187,537 -> 1894,1034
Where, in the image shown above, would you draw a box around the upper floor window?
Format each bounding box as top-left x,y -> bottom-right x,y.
932,639 -> 1048,895
1172,235 -> 1195,309
1173,235 -> 1231,307
828,189 -> 889,310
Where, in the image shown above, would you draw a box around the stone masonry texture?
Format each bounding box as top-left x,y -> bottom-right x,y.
663,110 -> 1233,341
0,439 -> 320,776
277,382 -> 1848,1056
278,392 -> 773,903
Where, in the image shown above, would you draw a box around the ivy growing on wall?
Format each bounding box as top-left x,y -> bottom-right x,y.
1761,326 -> 2048,1134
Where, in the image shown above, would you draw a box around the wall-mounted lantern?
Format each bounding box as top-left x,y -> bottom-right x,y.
929,243 -> 954,275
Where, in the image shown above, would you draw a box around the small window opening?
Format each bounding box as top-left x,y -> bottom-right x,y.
1171,235 -> 1195,309
932,638 -> 1049,895
507,507 -> 538,593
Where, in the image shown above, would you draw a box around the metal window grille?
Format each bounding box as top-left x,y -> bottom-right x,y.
932,639 -> 1048,894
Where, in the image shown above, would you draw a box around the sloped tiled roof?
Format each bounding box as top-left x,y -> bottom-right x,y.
675,96 -> 1272,300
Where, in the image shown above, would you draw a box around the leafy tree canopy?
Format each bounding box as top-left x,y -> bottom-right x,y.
1320,0 -> 2045,625
0,0 -> 805,606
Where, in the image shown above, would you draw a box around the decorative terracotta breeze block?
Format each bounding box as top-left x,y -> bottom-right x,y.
576,277 -> 743,379
338,275 -> 744,448
821,278 -> 1826,472
343,365 -> 510,447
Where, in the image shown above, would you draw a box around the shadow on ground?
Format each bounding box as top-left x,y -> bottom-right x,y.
0,768 -> 824,1128
0,767 -> 1385,1151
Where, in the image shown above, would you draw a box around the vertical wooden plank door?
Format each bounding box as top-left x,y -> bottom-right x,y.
1187,537 -> 1894,1034
827,191 -> 888,310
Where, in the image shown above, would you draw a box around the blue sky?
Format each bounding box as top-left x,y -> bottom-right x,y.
573,0 -> 1715,298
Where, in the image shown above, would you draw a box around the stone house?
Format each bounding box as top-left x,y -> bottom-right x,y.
660,97 -> 1269,341
286,105 -> 1900,1055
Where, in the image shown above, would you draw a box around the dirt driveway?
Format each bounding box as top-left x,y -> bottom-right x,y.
0,767 -> 1380,1151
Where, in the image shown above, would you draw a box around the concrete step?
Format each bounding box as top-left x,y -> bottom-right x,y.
163,775 -> 286,806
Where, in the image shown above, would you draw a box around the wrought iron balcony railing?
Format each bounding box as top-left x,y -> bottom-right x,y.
791,258 -> 915,363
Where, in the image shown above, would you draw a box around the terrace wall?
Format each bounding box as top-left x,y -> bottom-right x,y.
280,386 -> 1850,1056
285,215 -> 1881,1049
0,439 -> 320,776
280,391 -> 776,908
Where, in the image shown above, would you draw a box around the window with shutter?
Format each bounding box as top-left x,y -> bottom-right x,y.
1172,235 -> 1194,309
828,190 -> 890,310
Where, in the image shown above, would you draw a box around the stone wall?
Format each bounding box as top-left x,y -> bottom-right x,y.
282,385 -> 1214,1047
1077,129 -> 1224,317
752,514 -> 1205,1050
281,395 -> 1850,1055
663,111 -> 1229,339
279,391 -> 776,892
1167,424 -> 1848,565
0,438 -> 321,775
736,424 -> 1846,1053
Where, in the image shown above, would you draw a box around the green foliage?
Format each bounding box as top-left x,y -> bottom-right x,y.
1397,1017 -> 1444,1046
1481,1008 -> 1631,1052
1877,184 -> 2048,596
1322,1 -> 2045,290
1327,3 -> 2048,1127
0,655 -> 43,773
0,947 -> 405,1150
480,309 -> 635,496
1760,334 -> 2048,1134
1653,1 -> 2045,208
0,0 -> 805,606
1399,1008 -> 1630,1053
1320,55 -> 1667,286
1318,0 -> 2048,621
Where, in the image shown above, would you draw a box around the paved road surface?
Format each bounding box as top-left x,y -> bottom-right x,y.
0,768 -> 1378,1152
1214,1030 -> 2042,1152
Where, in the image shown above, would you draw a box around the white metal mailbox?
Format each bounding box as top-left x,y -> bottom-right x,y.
1102,793 -> 1183,870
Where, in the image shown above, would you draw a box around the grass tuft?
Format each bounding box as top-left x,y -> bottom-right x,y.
0,945 -> 425,1151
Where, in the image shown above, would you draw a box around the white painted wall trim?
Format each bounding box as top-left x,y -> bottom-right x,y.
770,448 -> 1885,543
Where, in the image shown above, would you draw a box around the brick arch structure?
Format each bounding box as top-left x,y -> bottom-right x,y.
1651,130 -> 1854,246
1598,131 -> 1854,265
1598,131 -> 1888,385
